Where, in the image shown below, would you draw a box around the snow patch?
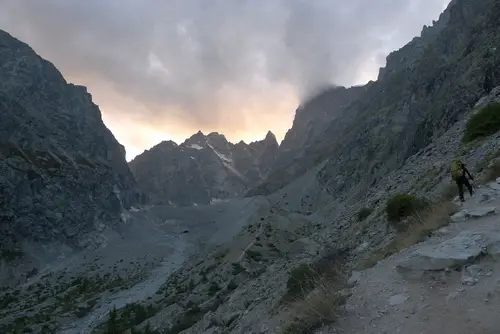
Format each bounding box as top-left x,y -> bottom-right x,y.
206,143 -> 243,178
189,144 -> 203,150
214,150 -> 232,163
210,198 -> 229,204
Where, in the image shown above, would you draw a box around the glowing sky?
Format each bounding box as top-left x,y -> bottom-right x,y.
0,0 -> 450,160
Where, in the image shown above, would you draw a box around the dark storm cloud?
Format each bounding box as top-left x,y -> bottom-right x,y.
0,0 -> 450,127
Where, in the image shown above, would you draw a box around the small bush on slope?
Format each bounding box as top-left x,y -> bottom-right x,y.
463,102 -> 500,143
356,207 -> 373,222
104,303 -> 158,333
0,249 -> 24,262
386,194 -> 428,230
285,264 -> 317,300
282,266 -> 347,334
359,201 -> 458,270
283,248 -> 350,302
480,158 -> 500,183
440,182 -> 458,200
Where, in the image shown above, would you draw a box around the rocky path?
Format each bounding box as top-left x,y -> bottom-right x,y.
319,180 -> 500,334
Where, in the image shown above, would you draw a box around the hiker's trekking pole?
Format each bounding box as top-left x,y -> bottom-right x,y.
470,177 -> 478,190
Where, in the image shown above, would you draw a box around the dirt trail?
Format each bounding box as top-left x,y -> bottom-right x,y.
320,181 -> 500,334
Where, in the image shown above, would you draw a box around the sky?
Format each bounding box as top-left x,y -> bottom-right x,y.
0,0 -> 450,161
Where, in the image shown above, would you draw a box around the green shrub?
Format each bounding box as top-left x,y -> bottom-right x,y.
231,263 -> 246,275
104,303 -> 157,333
227,280 -> 238,290
167,306 -> 203,334
286,264 -> 317,299
0,293 -> 17,310
106,307 -> 119,334
356,207 -> 373,221
213,248 -> 228,261
440,182 -> 457,200
386,194 -> 427,228
0,249 -> 24,262
463,102 -> 500,143
208,282 -> 220,296
245,250 -> 262,261
358,201 -> 457,270
480,158 -> 500,183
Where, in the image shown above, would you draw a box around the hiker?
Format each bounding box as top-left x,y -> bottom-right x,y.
451,158 -> 474,202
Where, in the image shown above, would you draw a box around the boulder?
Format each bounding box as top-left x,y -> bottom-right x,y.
450,211 -> 468,223
397,231 -> 500,275
347,271 -> 361,286
396,231 -> 488,273
468,207 -> 497,218
450,207 -> 496,223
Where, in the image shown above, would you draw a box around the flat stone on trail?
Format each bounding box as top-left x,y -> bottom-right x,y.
451,211 -> 468,223
396,231 -> 487,273
450,207 -> 496,222
389,294 -> 409,306
347,271 -> 361,286
488,183 -> 500,191
468,207 -> 496,218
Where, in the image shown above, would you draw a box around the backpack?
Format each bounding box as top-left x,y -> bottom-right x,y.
450,159 -> 463,180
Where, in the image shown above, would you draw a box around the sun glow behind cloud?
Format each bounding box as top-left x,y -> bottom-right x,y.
0,0 -> 452,161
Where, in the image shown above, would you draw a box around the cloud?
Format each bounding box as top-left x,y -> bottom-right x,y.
0,0 -> 450,159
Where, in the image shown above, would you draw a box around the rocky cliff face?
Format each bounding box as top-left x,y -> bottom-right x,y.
0,29 -> 143,251
247,85 -> 365,196
129,131 -> 278,206
249,0 -> 500,198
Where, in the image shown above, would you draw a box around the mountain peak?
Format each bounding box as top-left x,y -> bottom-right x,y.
144,140 -> 177,155
207,132 -> 226,139
265,130 -> 277,141
261,131 -> 278,148
158,140 -> 177,147
190,130 -> 205,139
236,140 -> 247,146
183,130 -> 206,146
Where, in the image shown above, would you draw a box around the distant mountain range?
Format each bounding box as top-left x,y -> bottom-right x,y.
129,130 -> 279,205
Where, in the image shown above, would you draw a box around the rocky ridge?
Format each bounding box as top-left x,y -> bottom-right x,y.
246,85 -> 365,197
249,0 -> 500,198
129,130 -> 278,206
0,29 -> 144,267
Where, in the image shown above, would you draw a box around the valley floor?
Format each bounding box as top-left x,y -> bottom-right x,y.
0,197 -> 267,333
4,181 -> 500,334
